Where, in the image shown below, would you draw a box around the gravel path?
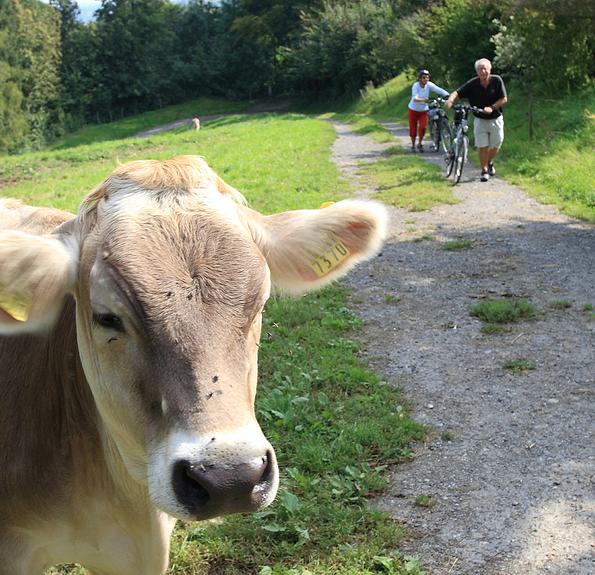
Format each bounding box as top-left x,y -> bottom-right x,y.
330,120 -> 595,575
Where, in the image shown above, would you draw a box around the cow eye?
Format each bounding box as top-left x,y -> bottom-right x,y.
92,312 -> 125,333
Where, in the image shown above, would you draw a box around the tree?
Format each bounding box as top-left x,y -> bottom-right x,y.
170,0 -> 226,98
93,0 -> 178,118
49,0 -> 97,129
493,0 -> 594,138
0,0 -> 63,150
494,0 -> 594,93
417,0 -> 501,87
285,0 -> 400,97
0,60 -> 27,152
210,0 -> 324,98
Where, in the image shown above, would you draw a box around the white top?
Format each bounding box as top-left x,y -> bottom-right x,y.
408,81 -> 449,112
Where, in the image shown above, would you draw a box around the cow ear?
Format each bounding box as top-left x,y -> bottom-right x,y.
244,200 -> 388,295
0,231 -> 78,334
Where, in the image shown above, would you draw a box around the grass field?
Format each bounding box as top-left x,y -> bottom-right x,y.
0,113 -> 349,214
357,146 -> 460,211
51,97 -> 250,150
0,108 -> 427,575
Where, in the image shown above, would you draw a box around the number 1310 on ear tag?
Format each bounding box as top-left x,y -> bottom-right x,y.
310,236 -> 350,277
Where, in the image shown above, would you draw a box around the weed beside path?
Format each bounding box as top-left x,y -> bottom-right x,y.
331,121 -> 595,575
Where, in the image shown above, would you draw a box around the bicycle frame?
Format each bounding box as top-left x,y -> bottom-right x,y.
445,104 -> 482,185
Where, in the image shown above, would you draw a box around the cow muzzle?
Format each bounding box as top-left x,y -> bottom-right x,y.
149,427 -> 279,521
172,448 -> 277,520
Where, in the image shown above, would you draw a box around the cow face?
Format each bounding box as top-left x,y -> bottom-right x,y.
0,156 -> 387,522
73,188 -> 278,521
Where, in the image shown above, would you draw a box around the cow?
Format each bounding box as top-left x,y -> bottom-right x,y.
0,155 -> 387,574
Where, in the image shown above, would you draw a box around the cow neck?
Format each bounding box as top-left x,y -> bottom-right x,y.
0,297 -> 101,515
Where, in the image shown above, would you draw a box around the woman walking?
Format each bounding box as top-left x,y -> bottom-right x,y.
408,69 -> 449,152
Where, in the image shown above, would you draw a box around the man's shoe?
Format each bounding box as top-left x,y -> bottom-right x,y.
488,161 -> 496,176
417,144 -> 424,153
411,144 -> 416,152
480,169 -> 490,182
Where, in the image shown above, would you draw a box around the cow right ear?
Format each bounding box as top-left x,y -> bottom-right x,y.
0,230 -> 78,334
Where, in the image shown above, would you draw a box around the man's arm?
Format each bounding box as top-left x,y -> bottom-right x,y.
444,91 -> 459,109
482,95 -> 508,115
484,76 -> 508,114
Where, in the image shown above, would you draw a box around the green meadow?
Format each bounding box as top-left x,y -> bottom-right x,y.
1,112 -> 349,214
50,97 -> 251,150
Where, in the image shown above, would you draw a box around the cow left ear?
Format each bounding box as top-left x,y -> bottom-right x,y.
0,230 -> 78,334
243,199 -> 388,295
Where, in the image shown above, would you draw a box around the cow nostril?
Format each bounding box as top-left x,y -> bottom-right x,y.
257,450 -> 274,486
172,459 -> 210,510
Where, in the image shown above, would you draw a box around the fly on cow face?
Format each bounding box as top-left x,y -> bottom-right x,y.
86,208 -> 268,429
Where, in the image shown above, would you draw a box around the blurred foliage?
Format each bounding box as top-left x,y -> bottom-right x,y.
0,0 -> 63,151
0,0 -> 592,153
494,0 -> 594,92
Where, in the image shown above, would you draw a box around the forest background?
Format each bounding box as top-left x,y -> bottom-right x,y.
0,0 -> 593,154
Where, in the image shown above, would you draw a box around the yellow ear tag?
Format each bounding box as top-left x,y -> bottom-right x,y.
0,291 -> 31,322
309,235 -> 351,277
319,201 -> 335,209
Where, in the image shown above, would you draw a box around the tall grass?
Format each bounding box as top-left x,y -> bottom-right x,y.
496,90 -> 595,221
470,298 -> 537,324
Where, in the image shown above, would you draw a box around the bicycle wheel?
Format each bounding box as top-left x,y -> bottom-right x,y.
444,149 -> 454,177
439,117 -> 453,155
452,135 -> 468,185
430,118 -> 440,151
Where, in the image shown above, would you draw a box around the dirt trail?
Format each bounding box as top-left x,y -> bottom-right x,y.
133,99 -> 293,138
330,120 -> 595,575
133,114 -> 225,138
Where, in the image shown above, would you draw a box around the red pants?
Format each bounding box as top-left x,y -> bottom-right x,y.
408,109 -> 428,140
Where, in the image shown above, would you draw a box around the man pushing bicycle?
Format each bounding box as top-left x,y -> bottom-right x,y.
445,58 -> 508,182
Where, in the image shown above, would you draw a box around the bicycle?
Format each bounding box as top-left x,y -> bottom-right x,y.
445,103 -> 482,185
428,98 -> 453,155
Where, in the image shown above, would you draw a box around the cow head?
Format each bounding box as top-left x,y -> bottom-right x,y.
0,156 -> 387,521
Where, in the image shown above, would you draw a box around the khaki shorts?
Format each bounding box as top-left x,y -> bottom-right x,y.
473,115 -> 504,149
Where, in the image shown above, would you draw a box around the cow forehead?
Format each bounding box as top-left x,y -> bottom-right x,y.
85,192 -> 269,319
97,183 -> 241,224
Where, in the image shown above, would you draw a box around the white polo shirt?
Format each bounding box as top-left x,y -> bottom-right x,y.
408,81 -> 449,112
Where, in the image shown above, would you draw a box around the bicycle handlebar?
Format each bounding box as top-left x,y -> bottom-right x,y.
428,97 -> 448,108
428,100 -> 486,115
452,103 -> 485,115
